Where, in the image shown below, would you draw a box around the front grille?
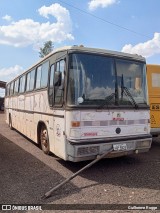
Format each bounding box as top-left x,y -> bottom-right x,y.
77,146 -> 99,156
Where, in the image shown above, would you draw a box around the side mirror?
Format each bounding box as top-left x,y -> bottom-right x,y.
54,71 -> 62,86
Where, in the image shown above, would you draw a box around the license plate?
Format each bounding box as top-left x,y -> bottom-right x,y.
113,143 -> 127,151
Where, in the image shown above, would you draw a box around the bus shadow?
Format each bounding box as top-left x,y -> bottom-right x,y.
0,134 -> 80,204
57,141 -> 160,193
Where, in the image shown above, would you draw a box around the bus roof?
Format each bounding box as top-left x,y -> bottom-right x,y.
7,45 -> 146,84
43,45 -> 145,62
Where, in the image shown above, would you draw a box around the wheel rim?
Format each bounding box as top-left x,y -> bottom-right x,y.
40,127 -> 48,149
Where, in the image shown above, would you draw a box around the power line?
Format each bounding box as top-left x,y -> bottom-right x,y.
58,0 -> 150,39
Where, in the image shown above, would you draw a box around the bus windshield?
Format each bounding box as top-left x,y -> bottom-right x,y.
67,53 -> 147,107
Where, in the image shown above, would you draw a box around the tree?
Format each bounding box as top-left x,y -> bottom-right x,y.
39,41 -> 54,58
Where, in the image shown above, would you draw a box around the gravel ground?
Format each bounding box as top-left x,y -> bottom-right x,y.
0,112 -> 159,212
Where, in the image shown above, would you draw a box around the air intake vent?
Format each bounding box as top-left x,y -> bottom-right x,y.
77,146 -> 99,156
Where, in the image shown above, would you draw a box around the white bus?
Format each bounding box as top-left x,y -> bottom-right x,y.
5,46 -> 152,162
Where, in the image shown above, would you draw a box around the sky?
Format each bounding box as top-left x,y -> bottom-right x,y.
0,0 -> 160,96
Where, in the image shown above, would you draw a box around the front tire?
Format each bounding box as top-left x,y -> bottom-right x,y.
40,125 -> 50,155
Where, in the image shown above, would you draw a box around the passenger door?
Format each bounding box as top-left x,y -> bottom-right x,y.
48,58 -> 67,159
54,58 -> 66,159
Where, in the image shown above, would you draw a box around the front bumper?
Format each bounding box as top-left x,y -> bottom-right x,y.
66,135 -> 152,162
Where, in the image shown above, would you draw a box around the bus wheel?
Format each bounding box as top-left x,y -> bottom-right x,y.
40,125 -> 50,155
9,115 -> 13,130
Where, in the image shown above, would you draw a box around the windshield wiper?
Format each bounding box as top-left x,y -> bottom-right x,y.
120,74 -> 138,109
97,93 -> 115,109
122,86 -> 139,109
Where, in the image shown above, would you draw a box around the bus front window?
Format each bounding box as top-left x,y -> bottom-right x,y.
67,53 -> 116,106
67,53 -> 148,107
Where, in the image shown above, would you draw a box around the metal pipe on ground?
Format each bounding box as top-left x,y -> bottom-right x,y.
42,148 -> 113,199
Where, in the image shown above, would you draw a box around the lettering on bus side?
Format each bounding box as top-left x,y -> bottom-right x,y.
56,124 -> 61,137
151,115 -> 156,124
150,104 -> 160,111
83,132 -> 98,137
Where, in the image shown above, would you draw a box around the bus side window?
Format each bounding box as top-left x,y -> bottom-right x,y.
6,84 -> 10,96
54,59 -> 65,106
41,61 -> 49,88
14,79 -> 19,95
26,70 -> 35,92
35,61 -> 49,89
30,69 -> 35,91
26,72 -> 31,92
10,82 -> 14,96
35,66 -> 42,89
48,64 -> 55,107
19,75 -> 26,93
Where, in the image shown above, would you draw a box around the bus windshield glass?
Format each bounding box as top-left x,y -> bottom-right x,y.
67,53 -> 147,107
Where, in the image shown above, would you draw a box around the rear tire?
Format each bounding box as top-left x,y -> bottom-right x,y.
9,115 -> 13,130
40,125 -> 50,155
